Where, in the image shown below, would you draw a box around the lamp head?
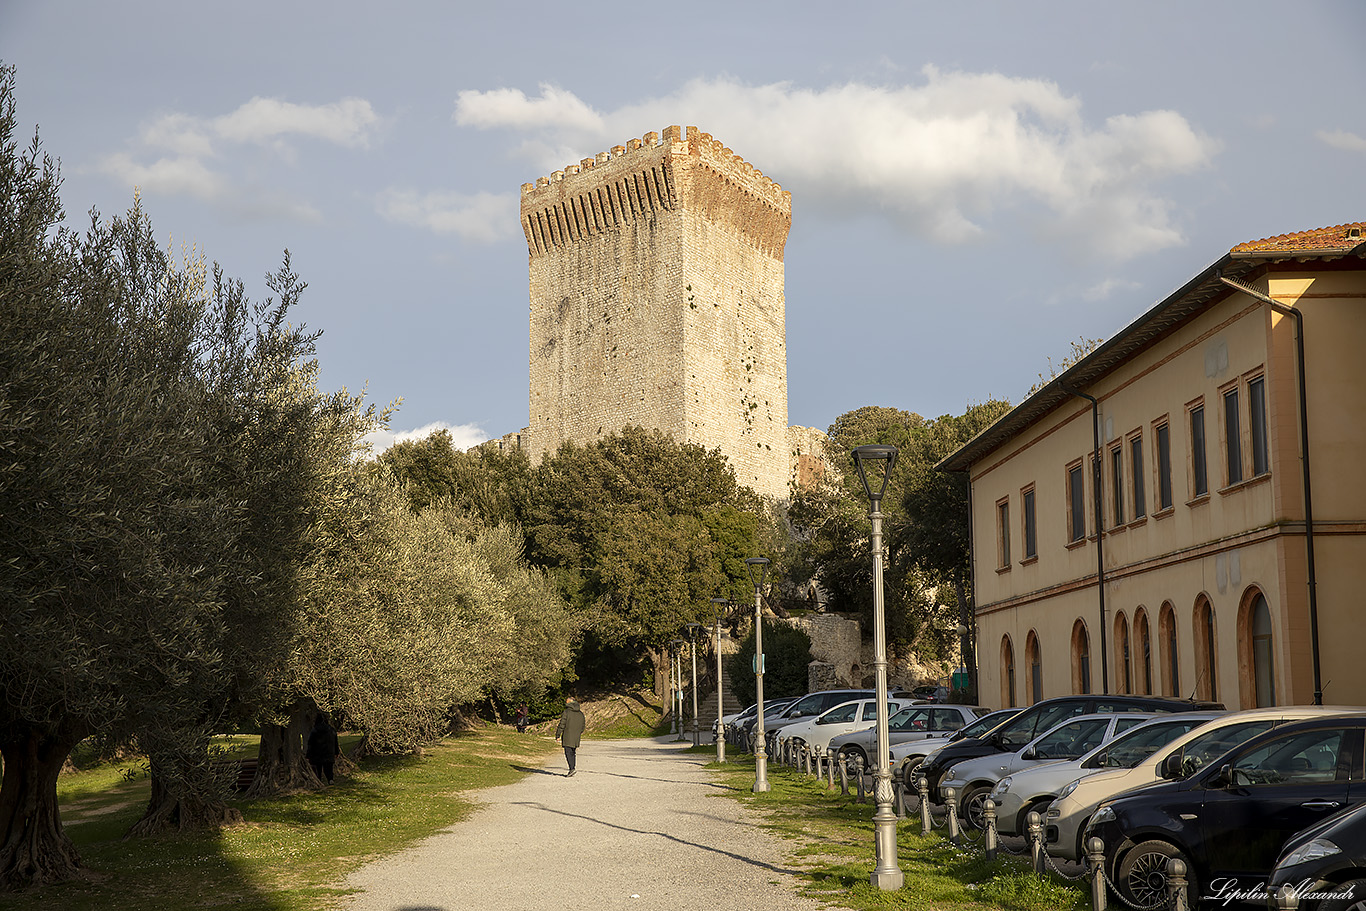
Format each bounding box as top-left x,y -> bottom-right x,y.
744,556 -> 770,587
685,622 -> 702,638
852,443 -> 898,502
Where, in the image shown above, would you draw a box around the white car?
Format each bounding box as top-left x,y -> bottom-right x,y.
775,698 -> 906,756
939,712 -> 1159,829
826,703 -> 989,767
1046,704 -> 1363,861
987,712 -> 1222,836
894,708 -> 1021,787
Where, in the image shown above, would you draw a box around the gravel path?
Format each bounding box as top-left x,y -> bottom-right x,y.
342,736 -> 832,911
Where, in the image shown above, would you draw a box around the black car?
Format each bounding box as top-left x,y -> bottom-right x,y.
1086,713 -> 1366,908
915,693 -> 1222,803
1269,800 -> 1366,911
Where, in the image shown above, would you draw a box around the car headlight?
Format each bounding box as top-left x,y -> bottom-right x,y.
1058,778 -> 1083,800
1281,839 -> 1341,868
991,777 -> 1012,797
1088,805 -> 1116,827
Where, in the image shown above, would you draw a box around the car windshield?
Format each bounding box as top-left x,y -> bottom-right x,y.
1028,717 -> 1109,759
1084,718 -> 1209,769
997,703 -> 1086,748
1169,719 -> 1278,777
955,709 -> 1021,741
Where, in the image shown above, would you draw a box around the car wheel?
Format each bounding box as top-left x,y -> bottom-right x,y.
1116,839 -> 1196,909
958,784 -> 990,831
839,745 -> 868,769
1016,797 -> 1052,836
901,757 -> 925,789
1314,877 -> 1366,911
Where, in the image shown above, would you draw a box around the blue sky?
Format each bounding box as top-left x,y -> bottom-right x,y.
4,1 -> 1363,451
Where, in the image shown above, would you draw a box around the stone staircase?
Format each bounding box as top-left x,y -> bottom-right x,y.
685,638 -> 745,737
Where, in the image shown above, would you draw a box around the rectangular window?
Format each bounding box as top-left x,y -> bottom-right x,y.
1224,387 -> 1243,484
1068,463 -> 1085,543
1130,434 -> 1146,519
997,499 -> 1011,568
1110,445 -> 1125,526
1249,375 -> 1269,476
1156,422 -> 1173,510
1191,405 -> 1208,497
1022,487 -> 1037,559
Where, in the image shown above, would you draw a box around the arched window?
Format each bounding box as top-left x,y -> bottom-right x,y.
1159,602 -> 1180,697
1026,631 -> 1043,704
1193,597 -> 1218,703
1114,612 -> 1132,695
1071,620 -> 1092,695
1240,591 -> 1277,708
1134,608 -> 1152,695
1002,636 -> 1017,708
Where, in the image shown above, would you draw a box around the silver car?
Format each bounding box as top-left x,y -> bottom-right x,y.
826,703 -> 989,767
987,712 -> 1221,836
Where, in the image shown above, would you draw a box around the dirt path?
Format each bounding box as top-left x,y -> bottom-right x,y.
342,736 -> 832,911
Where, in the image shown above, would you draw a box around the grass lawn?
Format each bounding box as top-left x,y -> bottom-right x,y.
5,728 -> 556,911
703,748 -> 1090,911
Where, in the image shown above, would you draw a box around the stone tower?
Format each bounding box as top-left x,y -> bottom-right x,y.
520,125 -> 792,499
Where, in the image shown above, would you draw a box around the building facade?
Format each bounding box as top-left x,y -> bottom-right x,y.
519,125 -> 795,500
941,223 -> 1366,710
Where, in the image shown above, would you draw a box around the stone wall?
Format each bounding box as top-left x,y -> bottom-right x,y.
520,126 -> 792,500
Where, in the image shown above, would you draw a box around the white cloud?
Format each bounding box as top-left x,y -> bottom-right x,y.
456,69 -> 1219,261
98,95 -> 380,217
1317,129 -> 1366,154
363,421 -> 489,455
214,96 -> 378,147
1082,277 -> 1143,302
374,189 -> 516,242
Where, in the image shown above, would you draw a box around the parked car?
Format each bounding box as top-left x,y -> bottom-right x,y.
939,712 -> 1159,829
989,712 -> 1222,836
725,697 -> 796,750
1268,799 -> 1366,910
828,704 -> 990,768
756,689 -> 877,751
1046,705 -> 1360,863
914,694 -> 1223,803
895,708 -> 1023,788
774,697 -> 908,755
1085,713 -> 1366,908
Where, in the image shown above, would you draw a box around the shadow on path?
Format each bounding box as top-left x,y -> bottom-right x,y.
510,801 -> 805,876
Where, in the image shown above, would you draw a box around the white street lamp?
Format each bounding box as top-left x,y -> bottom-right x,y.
745,556 -> 771,792
709,597 -> 730,762
852,443 -> 904,891
685,622 -> 702,746
669,638 -> 685,738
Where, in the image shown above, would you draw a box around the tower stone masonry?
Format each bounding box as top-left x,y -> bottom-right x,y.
520,125 -> 795,499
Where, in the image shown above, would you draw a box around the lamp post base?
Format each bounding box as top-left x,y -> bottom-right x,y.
870,870 -> 905,891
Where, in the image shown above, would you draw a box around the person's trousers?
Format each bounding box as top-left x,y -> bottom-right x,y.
563,746 -> 576,772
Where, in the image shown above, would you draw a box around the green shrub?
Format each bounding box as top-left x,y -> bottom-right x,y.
726,620 -> 812,706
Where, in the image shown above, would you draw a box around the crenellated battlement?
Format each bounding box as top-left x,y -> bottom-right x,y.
519,126 -> 791,260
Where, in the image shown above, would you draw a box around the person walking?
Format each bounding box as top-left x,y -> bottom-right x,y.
307,712 -> 340,784
554,694 -> 586,777
514,703 -> 529,734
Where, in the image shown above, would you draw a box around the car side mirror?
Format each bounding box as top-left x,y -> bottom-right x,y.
1160,753 -> 1183,780
1209,764 -> 1233,788
1022,747 -> 1036,760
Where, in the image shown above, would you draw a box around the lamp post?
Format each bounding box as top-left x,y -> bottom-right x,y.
745,556 -> 771,792
852,443 -> 904,891
709,597 -> 729,762
685,622 -> 702,746
669,638 -> 687,741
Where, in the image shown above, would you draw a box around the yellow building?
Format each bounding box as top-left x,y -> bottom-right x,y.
940,223 -> 1366,710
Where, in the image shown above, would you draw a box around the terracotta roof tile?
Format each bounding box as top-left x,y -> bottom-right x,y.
1232,221 -> 1366,255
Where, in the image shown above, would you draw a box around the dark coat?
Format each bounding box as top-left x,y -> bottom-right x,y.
556,700 -> 586,748
306,719 -> 339,763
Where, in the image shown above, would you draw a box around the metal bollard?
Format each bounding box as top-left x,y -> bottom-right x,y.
1167,858 -> 1189,911
893,781 -> 905,818
839,758 -> 850,795
1087,837 -> 1107,911
856,766 -> 868,804
827,751 -> 836,790
1027,811 -> 1045,876
1274,883 -> 1301,911
804,746 -> 811,775
918,776 -> 932,836
945,787 -> 961,845
983,798 -> 998,861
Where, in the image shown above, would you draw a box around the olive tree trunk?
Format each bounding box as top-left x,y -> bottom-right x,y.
246,701 -> 321,798
0,722 -> 86,889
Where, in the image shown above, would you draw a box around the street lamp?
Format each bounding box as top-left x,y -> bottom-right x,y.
709,597 -> 730,762
685,622 -> 702,746
852,443 -> 904,891
745,556 -> 771,792
669,637 -> 685,738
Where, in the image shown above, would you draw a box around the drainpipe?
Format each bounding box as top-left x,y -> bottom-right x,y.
1218,273 -> 1322,705
1062,385 -> 1109,695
